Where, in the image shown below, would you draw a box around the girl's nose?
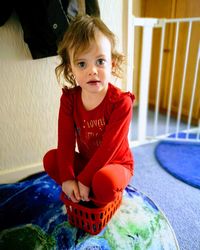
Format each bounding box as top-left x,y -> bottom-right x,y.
88,66 -> 98,76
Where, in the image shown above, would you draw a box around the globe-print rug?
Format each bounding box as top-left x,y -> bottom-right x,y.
0,172 -> 179,250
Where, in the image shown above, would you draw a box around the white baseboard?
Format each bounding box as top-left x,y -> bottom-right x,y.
0,163 -> 44,184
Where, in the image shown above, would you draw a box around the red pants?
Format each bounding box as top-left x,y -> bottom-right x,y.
43,149 -> 132,206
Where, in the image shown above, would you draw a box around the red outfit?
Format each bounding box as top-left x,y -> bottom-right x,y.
44,83 -> 135,205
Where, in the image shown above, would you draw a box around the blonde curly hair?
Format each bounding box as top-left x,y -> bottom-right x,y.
55,15 -> 124,88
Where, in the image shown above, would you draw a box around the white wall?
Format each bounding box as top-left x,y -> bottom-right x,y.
99,0 -> 123,50
99,0 -> 128,90
0,0 -> 126,183
0,13 -> 60,182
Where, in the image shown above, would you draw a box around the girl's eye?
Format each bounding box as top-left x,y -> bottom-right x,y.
96,58 -> 106,66
77,61 -> 86,69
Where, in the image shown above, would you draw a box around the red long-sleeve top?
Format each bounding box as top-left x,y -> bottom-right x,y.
57,83 -> 135,187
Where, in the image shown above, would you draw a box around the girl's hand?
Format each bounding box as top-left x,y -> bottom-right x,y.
78,181 -> 90,201
62,180 -> 81,203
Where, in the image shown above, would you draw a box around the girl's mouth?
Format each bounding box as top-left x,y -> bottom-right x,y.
87,80 -> 101,85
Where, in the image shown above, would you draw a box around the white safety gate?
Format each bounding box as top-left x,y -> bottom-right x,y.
127,16 -> 200,145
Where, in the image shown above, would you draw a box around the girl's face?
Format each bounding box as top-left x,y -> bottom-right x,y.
69,31 -> 112,95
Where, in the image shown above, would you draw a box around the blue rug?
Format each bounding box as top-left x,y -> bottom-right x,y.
155,133 -> 200,189
0,172 -> 179,249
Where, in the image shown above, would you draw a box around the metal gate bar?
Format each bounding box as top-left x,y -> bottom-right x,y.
128,17 -> 200,144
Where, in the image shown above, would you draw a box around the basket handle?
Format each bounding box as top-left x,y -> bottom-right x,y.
60,192 -> 70,202
60,191 -> 98,203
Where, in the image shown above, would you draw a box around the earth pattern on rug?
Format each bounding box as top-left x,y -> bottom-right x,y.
0,172 -> 179,250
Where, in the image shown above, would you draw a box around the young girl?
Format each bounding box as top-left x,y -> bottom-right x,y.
43,15 -> 135,207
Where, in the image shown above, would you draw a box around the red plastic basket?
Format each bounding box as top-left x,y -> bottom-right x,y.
61,193 -> 122,235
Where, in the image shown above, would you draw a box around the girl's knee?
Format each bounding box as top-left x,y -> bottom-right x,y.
91,165 -> 131,206
43,149 -> 61,184
92,169 -> 117,204
43,149 -> 57,172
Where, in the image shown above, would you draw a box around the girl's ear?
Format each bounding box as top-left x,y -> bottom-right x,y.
68,64 -> 75,77
68,63 -> 72,72
112,61 -> 116,68
111,59 -> 116,74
